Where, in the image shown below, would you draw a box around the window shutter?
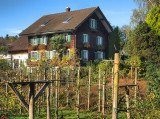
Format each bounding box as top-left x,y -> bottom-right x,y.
87,50 -> 88,60
45,36 -> 48,45
68,34 -> 71,42
31,38 -> 33,45
28,52 -> 31,59
81,34 -> 84,43
89,19 -> 91,28
39,37 -> 42,44
102,37 -> 103,45
103,52 -> 105,59
46,51 -> 49,59
95,20 -> 97,29
88,35 -> 90,43
37,53 -> 40,60
95,52 -> 98,60
96,37 -> 98,45
81,50 -> 84,60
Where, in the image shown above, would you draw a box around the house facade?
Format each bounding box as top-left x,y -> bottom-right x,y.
18,7 -> 112,65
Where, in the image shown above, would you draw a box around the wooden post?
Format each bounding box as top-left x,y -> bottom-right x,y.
125,87 -> 130,119
98,68 -> 101,112
55,70 -> 58,119
112,67 -> 114,101
102,72 -> 105,115
131,65 -> 133,79
77,67 -> 80,119
29,83 -> 35,119
112,53 -> 119,119
37,70 -> 40,115
88,66 -> 91,110
50,68 -> 53,105
134,68 -> 138,104
67,68 -> 70,107
20,70 -> 22,114
47,86 -> 50,119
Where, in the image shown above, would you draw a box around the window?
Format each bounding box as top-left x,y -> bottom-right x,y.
63,17 -> 72,23
42,36 -> 47,44
41,21 -> 48,26
64,33 -> 68,42
82,34 -> 90,43
31,51 -> 38,60
95,51 -> 104,60
33,37 -> 37,45
90,19 -> 97,29
81,50 -> 88,61
97,51 -> 103,60
97,36 -> 103,45
64,33 -> 71,42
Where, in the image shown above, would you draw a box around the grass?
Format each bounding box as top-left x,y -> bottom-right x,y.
0,109 -> 126,119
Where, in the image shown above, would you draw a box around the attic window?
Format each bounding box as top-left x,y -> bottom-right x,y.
63,17 -> 72,23
41,21 -> 48,26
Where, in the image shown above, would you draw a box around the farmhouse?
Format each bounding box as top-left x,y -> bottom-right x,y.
9,6 -> 113,67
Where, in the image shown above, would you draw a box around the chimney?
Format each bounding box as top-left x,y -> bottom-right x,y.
66,7 -> 70,12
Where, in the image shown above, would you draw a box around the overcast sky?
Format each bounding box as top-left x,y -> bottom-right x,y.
0,0 -> 137,37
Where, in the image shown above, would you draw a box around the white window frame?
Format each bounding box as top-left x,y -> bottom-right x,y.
33,37 -> 37,45
64,33 -> 68,42
83,50 -> 88,61
97,51 -> 103,60
91,19 -> 96,29
83,34 -> 88,43
98,36 -> 102,45
31,51 -> 37,60
42,36 -> 47,45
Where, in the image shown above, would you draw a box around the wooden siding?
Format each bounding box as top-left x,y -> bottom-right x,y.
75,13 -> 109,61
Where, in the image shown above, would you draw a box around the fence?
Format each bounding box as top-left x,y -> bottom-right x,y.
0,53 -> 148,119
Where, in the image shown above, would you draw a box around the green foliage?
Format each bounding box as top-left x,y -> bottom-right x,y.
0,59 -> 11,71
124,21 -> 160,62
146,5 -> 160,35
108,27 -> 121,59
146,61 -> 160,95
50,34 -> 68,57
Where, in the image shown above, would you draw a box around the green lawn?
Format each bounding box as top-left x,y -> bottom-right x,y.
0,109 -> 126,119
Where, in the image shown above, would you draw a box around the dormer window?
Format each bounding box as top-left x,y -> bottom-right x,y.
41,21 -> 48,26
63,17 -> 72,23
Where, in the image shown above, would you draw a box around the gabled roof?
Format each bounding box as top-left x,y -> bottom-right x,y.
8,36 -> 28,51
20,7 -> 112,36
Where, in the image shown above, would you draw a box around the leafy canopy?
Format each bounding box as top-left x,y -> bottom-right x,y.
124,21 -> 160,62
146,5 -> 160,35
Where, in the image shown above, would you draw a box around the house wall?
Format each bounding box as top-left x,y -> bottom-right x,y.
12,51 -> 28,67
75,12 -> 109,61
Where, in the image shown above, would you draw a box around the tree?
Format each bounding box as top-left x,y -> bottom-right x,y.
130,0 -> 160,26
124,21 -> 160,62
108,27 -> 121,59
146,5 -> 160,35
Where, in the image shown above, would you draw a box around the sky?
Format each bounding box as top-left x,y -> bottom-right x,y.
0,0 -> 137,37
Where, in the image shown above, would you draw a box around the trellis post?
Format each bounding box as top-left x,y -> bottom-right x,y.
29,83 -> 35,119
112,53 -> 119,119
88,66 -> 91,110
98,68 -> 101,112
134,67 -> 138,104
